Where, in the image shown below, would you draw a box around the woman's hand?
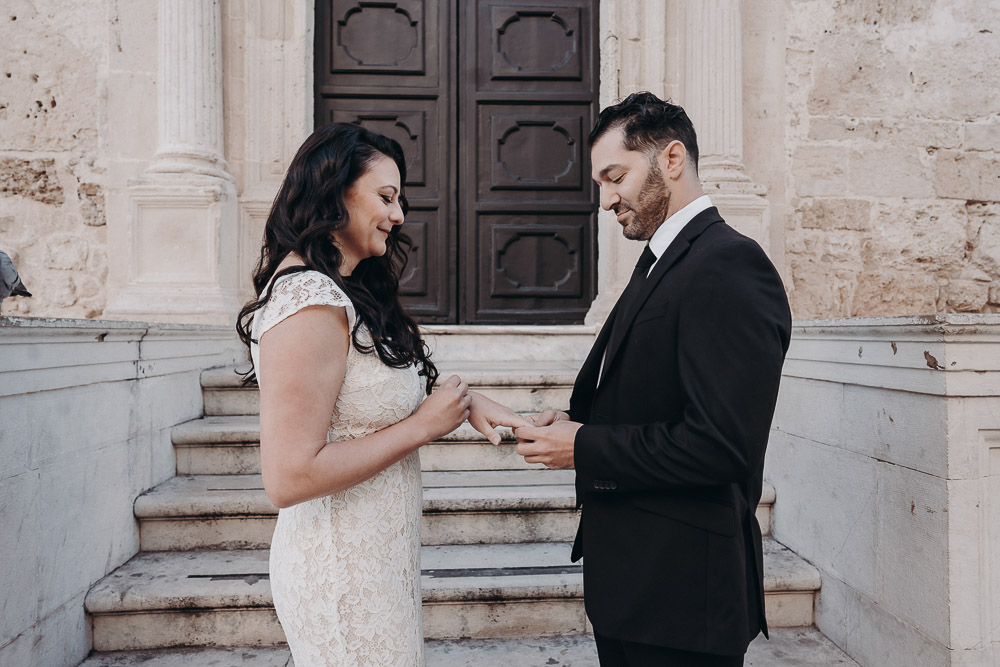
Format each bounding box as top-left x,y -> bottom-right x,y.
527,410 -> 570,427
411,375 -> 472,442
468,392 -> 531,445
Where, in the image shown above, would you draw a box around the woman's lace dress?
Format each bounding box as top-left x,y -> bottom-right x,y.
250,270 -> 426,666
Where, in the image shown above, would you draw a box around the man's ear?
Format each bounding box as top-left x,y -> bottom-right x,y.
657,140 -> 687,179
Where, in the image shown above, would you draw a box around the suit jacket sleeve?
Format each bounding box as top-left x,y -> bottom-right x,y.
574,239 -> 791,491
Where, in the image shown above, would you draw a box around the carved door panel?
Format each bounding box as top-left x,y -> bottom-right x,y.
460,0 -> 599,323
315,0 -> 455,322
316,0 -> 598,323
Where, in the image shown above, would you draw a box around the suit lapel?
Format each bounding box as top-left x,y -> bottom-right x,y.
598,207 -> 724,387
569,299 -> 620,416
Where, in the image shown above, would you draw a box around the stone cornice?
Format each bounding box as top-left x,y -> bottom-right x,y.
786,315 -> 1000,396
0,316 -> 244,396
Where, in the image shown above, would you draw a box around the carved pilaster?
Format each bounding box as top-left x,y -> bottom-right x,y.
106,0 -> 240,324
239,0 -> 313,301
682,0 -> 770,251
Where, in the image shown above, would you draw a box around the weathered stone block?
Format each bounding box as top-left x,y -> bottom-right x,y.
945,280 -> 990,312
791,145 -> 850,196
765,432 -> 877,597
869,200 -> 967,272
30,593 -> 90,667
934,150 -> 1000,200
849,147 -> 933,198
107,1 -> 157,72
27,382 -> 134,467
815,573 -> 949,667
798,198 -> 870,231
964,122 -> 1000,152
852,271 -> 939,317
788,259 -> 854,318
0,394 -> 29,479
78,182 -> 105,226
844,386 -> 947,476
807,118 -> 962,149
876,462 -> 949,644
0,157 -> 64,204
0,628 -> 35,667
105,70 -> 157,160
772,377 -> 845,447
37,444 -> 138,619
44,233 -> 89,270
786,229 -> 864,266
0,471 -> 39,645
989,283 -> 1000,306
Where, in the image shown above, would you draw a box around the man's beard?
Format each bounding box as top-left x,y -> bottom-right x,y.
617,161 -> 671,241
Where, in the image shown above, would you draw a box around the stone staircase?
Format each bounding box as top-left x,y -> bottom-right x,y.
80,337 -> 856,666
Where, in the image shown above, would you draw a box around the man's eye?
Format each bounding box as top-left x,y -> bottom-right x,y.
612,175 -> 625,184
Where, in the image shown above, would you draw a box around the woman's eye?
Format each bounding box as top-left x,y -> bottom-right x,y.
381,194 -> 393,204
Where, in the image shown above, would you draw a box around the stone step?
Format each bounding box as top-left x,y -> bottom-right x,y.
134,470 -> 580,550
172,416 -> 544,475
79,627 -> 860,666
200,363 -> 577,416
85,539 -> 819,651
134,473 -> 775,551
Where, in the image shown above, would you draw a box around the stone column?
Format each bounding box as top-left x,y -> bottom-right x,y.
682,0 -> 770,252
105,0 -> 240,325
588,0 -> 672,326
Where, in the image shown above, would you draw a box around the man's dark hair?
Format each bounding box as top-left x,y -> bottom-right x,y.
588,91 -> 699,172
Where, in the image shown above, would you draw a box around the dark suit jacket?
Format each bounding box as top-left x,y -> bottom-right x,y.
569,207 -> 791,656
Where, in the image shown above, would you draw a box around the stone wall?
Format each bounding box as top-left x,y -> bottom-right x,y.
0,0 -> 111,319
3,1 -> 1000,322
784,0 -> 1000,318
0,317 -> 243,666
766,316 -> 1000,666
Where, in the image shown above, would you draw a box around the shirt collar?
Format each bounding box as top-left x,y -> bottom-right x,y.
647,195 -> 714,262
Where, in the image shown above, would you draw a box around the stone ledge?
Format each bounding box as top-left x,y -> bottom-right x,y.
78,627 -> 861,666
133,471 -> 579,518
0,316 -> 244,396
85,538 -> 814,614
172,415 -> 520,445
201,363 -> 580,390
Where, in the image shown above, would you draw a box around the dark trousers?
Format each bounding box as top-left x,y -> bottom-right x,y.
594,630 -> 745,667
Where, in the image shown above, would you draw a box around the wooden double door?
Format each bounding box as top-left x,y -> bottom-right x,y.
316,0 -> 599,324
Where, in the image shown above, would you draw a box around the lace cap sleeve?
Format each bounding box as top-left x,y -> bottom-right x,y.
257,270 -> 354,337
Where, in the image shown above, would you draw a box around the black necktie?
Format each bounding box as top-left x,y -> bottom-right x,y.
603,245 -> 657,373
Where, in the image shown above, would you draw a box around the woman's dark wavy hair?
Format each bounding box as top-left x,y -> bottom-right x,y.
588,91 -> 699,173
236,122 -> 439,393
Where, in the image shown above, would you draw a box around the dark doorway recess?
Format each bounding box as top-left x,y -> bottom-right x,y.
316,0 -> 599,324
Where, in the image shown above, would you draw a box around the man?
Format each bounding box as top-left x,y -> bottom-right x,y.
513,92 -> 792,666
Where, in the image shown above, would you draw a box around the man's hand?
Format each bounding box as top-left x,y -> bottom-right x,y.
513,421 -> 582,469
468,391 -> 531,445
527,410 -> 570,427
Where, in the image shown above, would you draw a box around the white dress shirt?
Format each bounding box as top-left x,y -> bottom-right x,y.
597,195 -> 714,384
644,194 -> 713,276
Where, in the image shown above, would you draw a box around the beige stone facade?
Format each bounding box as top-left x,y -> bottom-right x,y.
0,0 -> 998,323
782,0 -> 1000,318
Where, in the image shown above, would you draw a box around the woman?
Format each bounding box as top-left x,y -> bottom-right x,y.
237,123 -> 522,665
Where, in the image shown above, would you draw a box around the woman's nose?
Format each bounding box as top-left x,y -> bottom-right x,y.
389,202 -> 404,224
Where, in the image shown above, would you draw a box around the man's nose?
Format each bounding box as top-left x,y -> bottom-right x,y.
600,187 -> 619,212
